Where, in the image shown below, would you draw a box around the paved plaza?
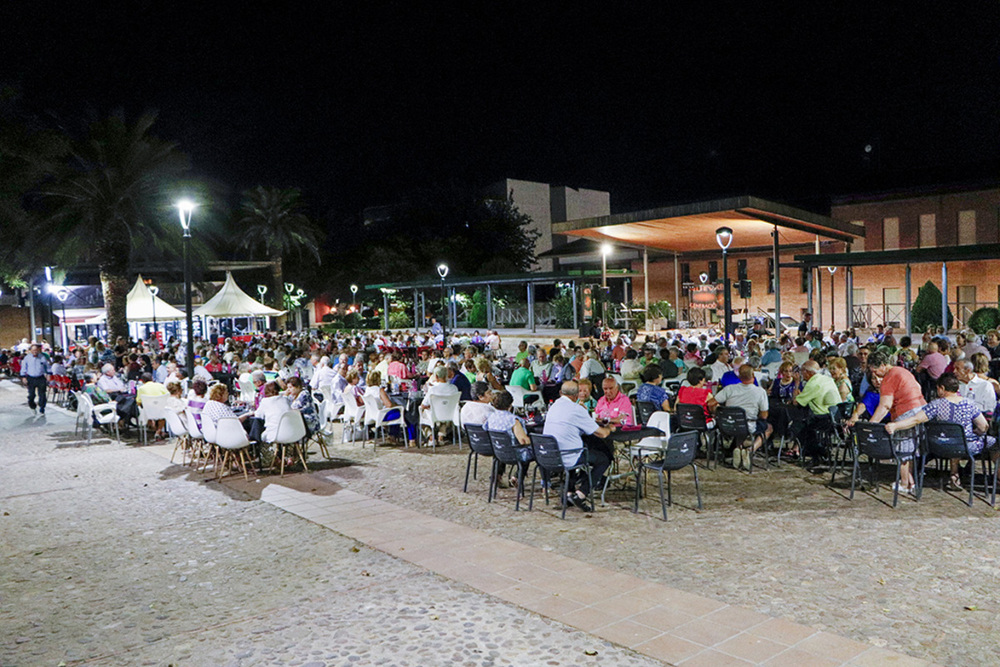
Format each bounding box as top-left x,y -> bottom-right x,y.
2,380 -> 996,665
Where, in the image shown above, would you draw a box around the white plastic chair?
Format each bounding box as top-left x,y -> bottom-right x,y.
236,373 -> 255,404
341,393 -> 365,443
362,394 -> 408,449
165,409 -> 190,464
200,416 -> 219,472
214,417 -> 253,480
506,385 -> 545,416
185,411 -> 206,468
138,394 -> 170,445
272,410 -> 309,476
420,391 -> 461,449
631,410 -> 673,460
74,391 -> 120,444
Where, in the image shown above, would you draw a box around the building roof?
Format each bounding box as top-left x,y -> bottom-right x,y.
795,244 -> 1000,267
552,195 -> 863,252
365,270 -> 640,291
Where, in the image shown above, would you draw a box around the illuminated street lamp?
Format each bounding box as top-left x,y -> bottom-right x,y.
177,199 -> 196,379
828,266 -> 838,330
437,263 -> 449,343
601,243 -> 612,325
716,227 -> 733,341
55,287 -> 69,349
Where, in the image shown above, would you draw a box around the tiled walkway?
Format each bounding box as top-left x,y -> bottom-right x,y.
255,480 -> 932,667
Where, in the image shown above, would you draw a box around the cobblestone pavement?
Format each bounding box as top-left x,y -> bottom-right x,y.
310,425 -> 1000,666
0,383 -> 661,667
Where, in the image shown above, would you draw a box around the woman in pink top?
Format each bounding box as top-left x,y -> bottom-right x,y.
386,352 -> 409,380
595,377 -> 634,426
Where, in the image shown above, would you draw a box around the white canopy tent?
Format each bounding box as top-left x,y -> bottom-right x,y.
194,272 -> 285,318
85,275 -> 186,323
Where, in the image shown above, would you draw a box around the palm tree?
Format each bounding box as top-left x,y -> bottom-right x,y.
235,186 -> 321,325
37,111 -> 190,341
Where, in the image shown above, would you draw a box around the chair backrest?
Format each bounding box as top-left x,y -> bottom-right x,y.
201,416 -> 218,444
361,394 -> 383,423
661,431 -> 701,469
465,424 -> 495,456
274,410 -> 308,444
831,401 -> 853,426
676,402 -> 709,430
506,384 -> 526,408
853,422 -> 895,459
763,361 -> 781,378
76,391 -> 94,417
141,393 -> 170,420
319,385 -> 333,404
636,400 -> 659,425
429,391 -> 461,423
185,410 -> 204,439
716,406 -> 751,439
647,410 -> 672,436
215,417 -> 250,449
342,391 -> 363,420
529,433 -> 566,471
164,409 -> 188,437
924,421 -> 969,459
487,429 -> 520,465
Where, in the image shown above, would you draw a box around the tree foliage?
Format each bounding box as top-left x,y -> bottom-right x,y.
911,280 -> 953,332
967,307 -> 1000,334
236,186 -> 322,264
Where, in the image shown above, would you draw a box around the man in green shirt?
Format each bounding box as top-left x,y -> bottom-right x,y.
509,358 -> 537,391
514,341 -> 530,364
793,360 -> 841,468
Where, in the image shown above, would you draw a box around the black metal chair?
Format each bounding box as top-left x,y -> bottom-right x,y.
633,431 -> 703,521
851,422 -> 920,508
527,433 -> 593,520
463,424 -> 495,493
636,400 -> 659,426
920,421 -> 985,507
487,429 -> 530,510
827,401 -> 855,482
716,406 -> 767,473
675,402 -> 720,468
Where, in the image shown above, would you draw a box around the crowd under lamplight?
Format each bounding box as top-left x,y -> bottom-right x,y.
601,243 -> 612,257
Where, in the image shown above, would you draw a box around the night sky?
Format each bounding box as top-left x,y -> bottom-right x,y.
5,2 -> 1000,223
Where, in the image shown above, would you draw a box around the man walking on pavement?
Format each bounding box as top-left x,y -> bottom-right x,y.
21,343 -> 51,415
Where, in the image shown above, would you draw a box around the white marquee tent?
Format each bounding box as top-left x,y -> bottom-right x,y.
85,275 -> 186,323
194,272 -> 285,318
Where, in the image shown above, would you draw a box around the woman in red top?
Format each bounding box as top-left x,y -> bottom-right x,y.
677,366 -> 717,422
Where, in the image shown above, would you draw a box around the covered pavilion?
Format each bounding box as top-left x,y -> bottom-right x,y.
552,195 -> 864,334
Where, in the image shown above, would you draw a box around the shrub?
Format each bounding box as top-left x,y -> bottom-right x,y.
967,307 -> 1000,334
910,280 -> 953,332
468,289 -> 488,327
552,293 -> 576,328
388,310 -> 413,329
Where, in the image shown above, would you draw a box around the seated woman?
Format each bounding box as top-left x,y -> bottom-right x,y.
285,376 -> 319,434
484,390 -> 532,489
255,381 -> 292,443
475,357 -> 504,392
886,372 -> 995,491
201,383 -> 251,428
164,381 -> 188,422
769,361 -> 800,403
386,352 -> 409,381
620,348 -> 642,381
636,364 -> 671,412
575,378 -> 597,413
364,370 -> 395,409
676,366 -> 716,424
828,357 -> 854,403
186,379 -> 209,429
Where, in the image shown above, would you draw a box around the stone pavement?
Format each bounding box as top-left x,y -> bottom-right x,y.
0,379 -> 973,665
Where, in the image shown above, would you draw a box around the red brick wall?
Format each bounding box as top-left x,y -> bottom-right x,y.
0,306 -> 31,349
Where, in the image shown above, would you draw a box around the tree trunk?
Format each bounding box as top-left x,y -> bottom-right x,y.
271,255 -> 286,330
101,270 -> 130,343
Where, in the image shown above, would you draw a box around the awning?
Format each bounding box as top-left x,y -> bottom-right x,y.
126,275 -> 186,322
552,195 -> 863,252
796,244 -> 1000,267
194,272 -> 286,318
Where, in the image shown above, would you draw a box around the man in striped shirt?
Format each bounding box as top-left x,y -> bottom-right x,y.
20,343 -> 50,415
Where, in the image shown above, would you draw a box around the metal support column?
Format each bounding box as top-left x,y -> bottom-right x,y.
817,267 -> 823,332
530,283 -> 537,333
942,262 -> 949,332
383,293 -> 389,330
807,268 -> 814,319
486,283 -> 493,330
413,288 -> 419,328
772,227 -> 781,336
571,281 -> 578,331
28,278 -> 37,341
846,267 -> 853,329
905,264 -> 912,336
526,283 -> 534,332
643,247 -> 649,310
673,252 -> 680,327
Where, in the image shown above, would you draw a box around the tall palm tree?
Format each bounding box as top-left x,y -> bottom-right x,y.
236,186 -> 321,325
37,111 -> 190,341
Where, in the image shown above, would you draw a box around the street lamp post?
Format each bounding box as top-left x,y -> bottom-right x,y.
716,227 -> 734,342
437,264 -> 448,344
296,288 -> 306,330
285,283 -> 295,331
148,284 -> 159,346
828,266 -> 837,331
177,199 -> 196,381
601,243 -> 611,327
45,266 -> 54,347
55,288 -> 69,350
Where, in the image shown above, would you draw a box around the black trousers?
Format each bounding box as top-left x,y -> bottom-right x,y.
26,376 -> 47,411
574,434 -> 613,495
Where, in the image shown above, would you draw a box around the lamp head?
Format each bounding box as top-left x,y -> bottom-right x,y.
44,266 -> 53,282
257,284 -> 268,296
296,289 -> 305,298
699,272 -> 709,284
827,266 -> 838,274
284,282 -> 295,294
176,199 -> 196,232
437,263 -> 449,279
149,285 -> 159,297
715,226 -> 733,251
350,284 -> 358,295
601,243 -> 612,257
56,288 -> 69,302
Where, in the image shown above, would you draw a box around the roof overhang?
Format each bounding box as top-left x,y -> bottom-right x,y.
796,244 -> 1000,267
552,196 -> 863,253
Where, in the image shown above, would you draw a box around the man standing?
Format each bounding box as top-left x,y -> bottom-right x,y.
21,343 -> 50,415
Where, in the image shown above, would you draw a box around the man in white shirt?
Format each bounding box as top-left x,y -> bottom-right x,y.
96,364 -> 127,396
460,382 -> 495,426
955,360 -> 995,415
710,347 -> 732,384
542,381 -> 615,512
715,364 -> 772,470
